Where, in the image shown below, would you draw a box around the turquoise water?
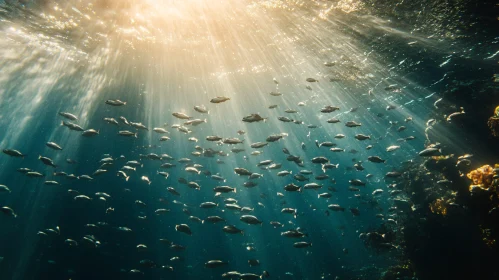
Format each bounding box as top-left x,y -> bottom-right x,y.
0,1 -> 497,280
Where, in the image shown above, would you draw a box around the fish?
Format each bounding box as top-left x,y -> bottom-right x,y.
293,241 -> 312,248
46,142 -> 63,150
58,112 -> 78,120
61,121 -> 84,131
345,121 -> 362,127
386,145 -> 400,152
284,183 -> 301,192
1,206 -> 17,217
194,105 -> 209,113
82,129 -> 99,137
354,134 -> 371,140
153,127 -> 169,134
368,156 -> 386,163
214,186 -> 236,193
321,106 -> 340,113
3,149 -> 26,158
210,96 -> 230,103
175,224 -> 192,235
281,229 -> 307,238
243,114 -> 266,123
118,131 -> 137,138
105,99 -> 126,106
419,147 -> 441,157
278,116 -> 293,122
119,116 -> 130,125
172,112 -> 191,120
223,225 -> 244,235
240,215 -> 263,225
250,142 -> 268,148
328,204 -> 345,211
39,155 -> 56,168
205,260 -> 228,268
446,108 -> 465,122
349,179 -> 366,186
103,117 -> 119,125
206,135 -> 223,141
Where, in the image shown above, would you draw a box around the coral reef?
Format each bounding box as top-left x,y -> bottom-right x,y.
466,164 -> 497,192
487,106 -> 499,137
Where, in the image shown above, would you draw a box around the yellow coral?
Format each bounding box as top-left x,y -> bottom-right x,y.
467,165 -> 495,191
488,107 -> 499,136
430,198 -> 448,216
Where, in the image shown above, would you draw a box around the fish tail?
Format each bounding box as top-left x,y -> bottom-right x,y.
233,188 -> 237,193
241,231 -> 244,236
134,133 -> 137,138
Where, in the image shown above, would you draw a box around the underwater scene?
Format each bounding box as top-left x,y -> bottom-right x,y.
0,0 -> 498,279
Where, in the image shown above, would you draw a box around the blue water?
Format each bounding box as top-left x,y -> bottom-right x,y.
0,1 -> 497,280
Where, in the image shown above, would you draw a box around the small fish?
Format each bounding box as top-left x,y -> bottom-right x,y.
46,142 -> 63,150
39,155 -> 57,168
141,176 -> 152,185
105,99 -> 126,106
419,147 -> 441,157
82,129 -> 99,137
3,149 -> 26,158
210,96 -> 230,103
368,156 -> 386,163
103,117 -> 119,125
345,121 -> 361,127
242,114 -> 266,123
354,134 -> 371,140
194,105 -> 209,113
386,145 -> 400,152
118,131 -> 137,138
58,112 -> 78,120
172,112 -> 191,120
321,105 -> 340,113
446,108 -> 465,122
1,206 -> 17,217
175,224 -> 192,235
